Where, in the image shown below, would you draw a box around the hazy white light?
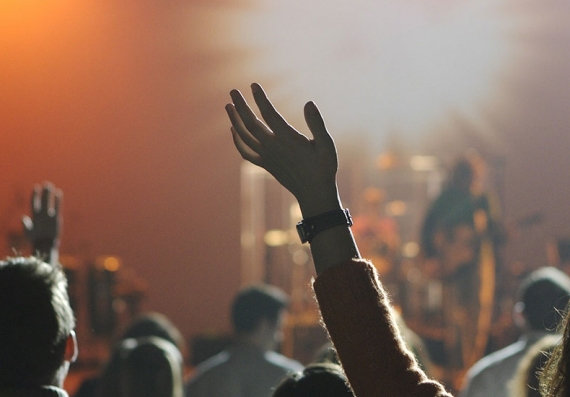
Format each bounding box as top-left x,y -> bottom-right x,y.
402,241 -> 420,258
264,229 -> 291,247
233,1 -> 515,143
410,155 -> 439,171
386,200 -> 407,216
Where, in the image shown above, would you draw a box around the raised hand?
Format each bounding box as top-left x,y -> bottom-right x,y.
227,83 -> 341,218
22,182 -> 62,264
227,84 -> 359,273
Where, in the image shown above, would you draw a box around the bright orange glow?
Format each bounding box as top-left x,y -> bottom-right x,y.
0,1 -> 57,15
103,256 -> 121,272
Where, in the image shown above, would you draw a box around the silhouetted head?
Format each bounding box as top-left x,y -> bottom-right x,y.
98,336 -> 183,397
517,267 -> 570,332
97,313 -> 185,397
231,284 -> 288,335
119,337 -> 184,397
448,158 -> 475,192
272,363 -> 354,397
0,256 -> 75,387
119,312 -> 186,358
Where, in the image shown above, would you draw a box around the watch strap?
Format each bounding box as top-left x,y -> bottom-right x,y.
296,208 -> 353,244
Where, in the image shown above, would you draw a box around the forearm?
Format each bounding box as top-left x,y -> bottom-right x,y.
314,260 -> 452,397
33,238 -> 59,266
303,191 -> 449,396
308,224 -> 361,275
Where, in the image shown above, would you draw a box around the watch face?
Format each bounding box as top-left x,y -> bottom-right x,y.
296,222 -> 309,243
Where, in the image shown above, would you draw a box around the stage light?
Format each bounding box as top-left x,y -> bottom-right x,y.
410,155 -> 439,172
264,229 -> 291,247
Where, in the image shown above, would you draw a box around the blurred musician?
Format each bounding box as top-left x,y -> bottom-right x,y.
420,151 -> 506,380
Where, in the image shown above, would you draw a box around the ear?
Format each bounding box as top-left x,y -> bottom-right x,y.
64,330 -> 78,363
512,302 -> 527,330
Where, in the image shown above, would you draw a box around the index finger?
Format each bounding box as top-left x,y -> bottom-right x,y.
230,89 -> 273,144
251,83 -> 294,135
31,184 -> 41,214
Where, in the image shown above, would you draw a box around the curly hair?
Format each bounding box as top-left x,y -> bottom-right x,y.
540,306 -> 570,397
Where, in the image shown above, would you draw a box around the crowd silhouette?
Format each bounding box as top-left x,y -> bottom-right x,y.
2,84 -> 570,397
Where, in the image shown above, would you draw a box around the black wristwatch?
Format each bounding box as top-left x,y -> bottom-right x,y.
296,208 -> 353,244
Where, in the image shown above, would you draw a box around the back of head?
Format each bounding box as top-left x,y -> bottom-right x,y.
120,337 -> 184,397
518,267 -> 570,332
448,158 -> 474,191
272,363 -> 354,397
119,312 -> 186,356
0,256 -> 75,386
231,285 -> 288,334
99,337 -> 184,397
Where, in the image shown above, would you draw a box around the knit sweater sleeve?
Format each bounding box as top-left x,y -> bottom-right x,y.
313,259 -> 453,397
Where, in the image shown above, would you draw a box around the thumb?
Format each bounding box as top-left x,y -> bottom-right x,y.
304,101 -> 334,148
22,216 -> 33,236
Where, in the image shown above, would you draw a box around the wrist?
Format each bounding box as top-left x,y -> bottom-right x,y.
33,238 -> 58,256
296,187 -> 342,219
297,208 -> 353,244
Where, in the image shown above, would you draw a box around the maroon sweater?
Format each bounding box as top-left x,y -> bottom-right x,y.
313,259 -> 453,397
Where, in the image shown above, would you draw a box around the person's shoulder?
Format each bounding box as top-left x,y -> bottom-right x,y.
74,377 -> 100,397
185,350 -> 236,397
264,351 -> 303,372
185,350 -> 234,395
467,340 -> 527,377
189,349 -> 232,379
462,339 -> 528,396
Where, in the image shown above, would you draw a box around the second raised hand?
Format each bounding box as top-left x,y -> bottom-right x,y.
22,182 -> 62,244
227,83 -> 341,218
